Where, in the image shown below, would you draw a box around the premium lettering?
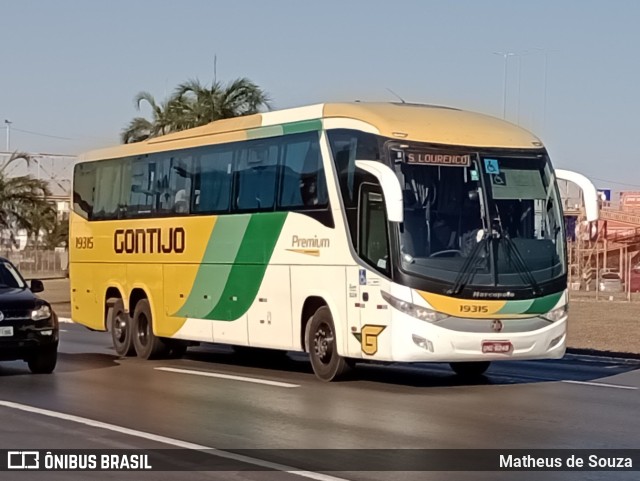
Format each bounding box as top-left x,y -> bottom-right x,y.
114,228 -> 185,254
291,235 -> 330,248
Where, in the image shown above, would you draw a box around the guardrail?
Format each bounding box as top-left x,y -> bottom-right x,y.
599,207 -> 640,227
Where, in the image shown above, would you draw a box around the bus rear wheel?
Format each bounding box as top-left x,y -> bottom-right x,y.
132,299 -> 169,360
306,306 -> 351,382
449,361 -> 491,378
110,299 -> 135,357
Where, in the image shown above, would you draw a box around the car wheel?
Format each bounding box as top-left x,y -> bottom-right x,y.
449,361 -> 491,378
111,299 -> 135,357
131,299 -> 169,360
306,306 -> 351,382
28,344 -> 58,374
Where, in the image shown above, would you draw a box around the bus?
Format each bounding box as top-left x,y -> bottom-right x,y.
70,102 -> 599,381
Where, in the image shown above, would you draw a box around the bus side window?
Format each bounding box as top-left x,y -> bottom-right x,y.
279,132 -> 328,210
193,149 -> 232,213
235,142 -> 278,211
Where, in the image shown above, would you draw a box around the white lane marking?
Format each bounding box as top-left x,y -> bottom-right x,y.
560,380 -> 637,390
0,400 -> 348,481
155,367 -> 300,388
58,317 -> 74,324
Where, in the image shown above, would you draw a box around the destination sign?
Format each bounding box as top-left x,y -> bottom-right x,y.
405,151 -> 471,167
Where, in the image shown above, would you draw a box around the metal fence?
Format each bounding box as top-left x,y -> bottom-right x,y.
1,249 -> 68,279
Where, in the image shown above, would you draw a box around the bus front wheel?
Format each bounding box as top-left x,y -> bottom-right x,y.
306,306 -> 351,382
132,299 -> 169,360
110,299 -> 135,357
449,361 -> 491,378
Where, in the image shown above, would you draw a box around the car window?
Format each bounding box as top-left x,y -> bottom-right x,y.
0,262 -> 26,288
601,273 -> 621,280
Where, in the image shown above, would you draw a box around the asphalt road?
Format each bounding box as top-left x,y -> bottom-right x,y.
0,279 -> 638,480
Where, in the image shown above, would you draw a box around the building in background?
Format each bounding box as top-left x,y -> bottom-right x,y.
0,151 -> 74,250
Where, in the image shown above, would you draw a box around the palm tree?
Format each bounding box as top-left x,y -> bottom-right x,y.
0,151 -> 56,249
174,77 -> 272,129
120,92 -> 185,144
121,77 -> 271,143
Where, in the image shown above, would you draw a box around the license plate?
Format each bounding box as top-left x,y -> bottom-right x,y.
0,326 -> 13,337
482,341 -> 512,354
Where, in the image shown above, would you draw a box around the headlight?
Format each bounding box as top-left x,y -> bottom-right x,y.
32,305 -> 52,321
543,305 -> 567,322
381,291 -> 448,323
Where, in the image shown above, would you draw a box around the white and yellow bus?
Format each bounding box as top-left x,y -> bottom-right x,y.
70,102 -> 599,381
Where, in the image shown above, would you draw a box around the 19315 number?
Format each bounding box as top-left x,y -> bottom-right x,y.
459,304 -> 489,313
75,236 -> 94,249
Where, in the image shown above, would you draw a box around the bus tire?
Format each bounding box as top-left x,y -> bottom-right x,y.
307,306 -> 351,382
449,361 -> 491,378
110,299 -> 135,357
132,299 -> 169,360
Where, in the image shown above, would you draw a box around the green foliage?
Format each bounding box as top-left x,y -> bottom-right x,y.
42,218 -> 69,250
121,77 -> 272,144
0,152 -> 57,247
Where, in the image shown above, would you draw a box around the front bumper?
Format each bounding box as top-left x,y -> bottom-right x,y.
388,311 -> 567,363
0,314 -> 59,361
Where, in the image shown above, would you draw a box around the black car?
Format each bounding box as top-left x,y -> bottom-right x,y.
0,258 -> 58,373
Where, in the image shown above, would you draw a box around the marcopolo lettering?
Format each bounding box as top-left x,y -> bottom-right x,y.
114,228 -> 185,254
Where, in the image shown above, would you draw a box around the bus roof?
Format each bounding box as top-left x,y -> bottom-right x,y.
80,102 -> 544,161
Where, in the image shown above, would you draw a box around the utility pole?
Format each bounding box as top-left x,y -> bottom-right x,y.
493,52 -> 515,119
4,119 -> 11,151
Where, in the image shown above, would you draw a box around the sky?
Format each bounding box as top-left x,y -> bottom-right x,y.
1,0 -> 639,193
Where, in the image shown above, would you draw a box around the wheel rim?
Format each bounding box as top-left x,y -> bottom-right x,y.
113,313 -> 127,345
137,312 -> 150,347
313,321 -> 335,365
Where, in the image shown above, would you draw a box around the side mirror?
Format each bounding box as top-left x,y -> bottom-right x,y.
554,169 -> 599,222
30,279 -> 44,293
355,160 -> 403,223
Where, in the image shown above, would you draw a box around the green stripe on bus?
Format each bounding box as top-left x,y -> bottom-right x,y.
205,216 -> 251,264
173,216 -> 250,318
205,212 -> 288,321
523,292 -> 563,314
496,299 -> 534,314
282,119 -> 322,135
246,125 -> 283,139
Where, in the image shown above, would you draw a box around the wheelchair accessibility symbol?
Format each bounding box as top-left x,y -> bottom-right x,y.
359,269 -> 367,285
484,158 -> 500,174
492,173 -> 507,186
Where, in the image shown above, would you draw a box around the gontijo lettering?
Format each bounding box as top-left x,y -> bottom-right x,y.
114,228 -> 185,254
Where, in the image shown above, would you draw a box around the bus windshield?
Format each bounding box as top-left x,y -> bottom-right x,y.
394,148 -> 565,291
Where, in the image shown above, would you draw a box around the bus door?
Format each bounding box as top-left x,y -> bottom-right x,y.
351,184 -> 393,360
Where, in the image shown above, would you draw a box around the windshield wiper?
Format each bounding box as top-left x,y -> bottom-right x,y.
446,230 -> 490,295
499,234 -> 541,296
